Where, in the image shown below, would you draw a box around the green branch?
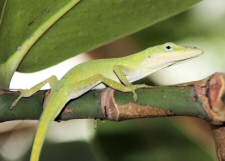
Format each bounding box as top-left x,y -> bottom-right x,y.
1,73 -> 224,124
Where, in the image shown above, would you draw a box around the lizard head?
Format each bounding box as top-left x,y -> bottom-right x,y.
143,42 -> 203,69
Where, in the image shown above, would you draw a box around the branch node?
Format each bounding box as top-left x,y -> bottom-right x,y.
195,73 -> 225,124
101,88 -> 119,120
101,88 -> 175,121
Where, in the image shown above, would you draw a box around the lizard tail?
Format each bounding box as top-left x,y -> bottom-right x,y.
30,116 -> 52,161
30,99 -> 68,161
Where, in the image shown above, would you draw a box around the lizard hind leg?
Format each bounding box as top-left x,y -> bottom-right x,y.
10,75 -> 58,109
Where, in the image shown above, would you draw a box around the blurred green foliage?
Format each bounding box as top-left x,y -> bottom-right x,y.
0,0 -> 201,73
95,119 -> 215,161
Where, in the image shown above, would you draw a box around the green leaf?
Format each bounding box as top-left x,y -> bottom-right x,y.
0,0 -> 202,73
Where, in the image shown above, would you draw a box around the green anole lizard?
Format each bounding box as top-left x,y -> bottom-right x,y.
11,42 -> 203,161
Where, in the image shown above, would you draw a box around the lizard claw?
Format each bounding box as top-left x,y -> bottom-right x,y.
130,84 -> 148,102
131,90 -> 138,102
10,95 -> 23,109
10,89 -> 28,109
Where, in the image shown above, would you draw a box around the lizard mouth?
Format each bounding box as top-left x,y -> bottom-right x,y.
174,56 -> 197,63
167,54 -> 200,67
172,50 -> 203,63
173,47 -> 204,63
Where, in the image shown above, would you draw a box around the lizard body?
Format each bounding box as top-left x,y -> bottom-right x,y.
12,42 -> 203,161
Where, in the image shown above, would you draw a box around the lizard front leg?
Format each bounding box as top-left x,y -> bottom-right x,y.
113,65 -> 148,101
113,65 -> 132,86
69,74 -> 146,101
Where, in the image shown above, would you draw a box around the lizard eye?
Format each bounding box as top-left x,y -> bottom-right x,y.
165,45 -> 173,51
166,45 -> 172,50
